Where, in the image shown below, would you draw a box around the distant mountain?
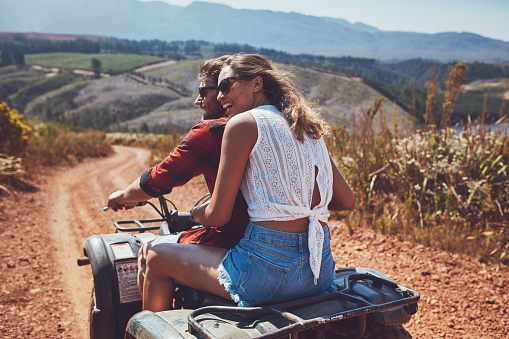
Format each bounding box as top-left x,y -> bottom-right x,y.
2,0 -> 509,62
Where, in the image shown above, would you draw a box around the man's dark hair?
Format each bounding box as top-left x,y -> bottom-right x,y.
199,55 -> 230,83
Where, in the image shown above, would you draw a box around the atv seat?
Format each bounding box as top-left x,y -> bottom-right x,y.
200,293 -> 237,307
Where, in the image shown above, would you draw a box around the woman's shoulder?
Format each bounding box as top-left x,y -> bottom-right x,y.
226,111 -> 257,134
246,105 -> 285,126
223,113 -> 258,151
249,105 -> 280,116
227,105 -> 281,133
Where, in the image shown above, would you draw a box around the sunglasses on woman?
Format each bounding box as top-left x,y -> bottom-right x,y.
198,85 -> 218,98
218,76 -> 253,95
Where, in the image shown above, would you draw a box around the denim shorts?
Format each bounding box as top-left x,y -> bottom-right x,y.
218,222 -> 336,307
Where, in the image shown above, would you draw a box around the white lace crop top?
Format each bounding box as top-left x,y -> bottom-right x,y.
240,105 -> 333,283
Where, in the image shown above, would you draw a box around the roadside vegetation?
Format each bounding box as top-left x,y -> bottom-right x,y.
0,99 -> 112,195
326,63 -> 508,265
0,100 -> 31,195
107,131 -> 183,167
22,123 -> 112,170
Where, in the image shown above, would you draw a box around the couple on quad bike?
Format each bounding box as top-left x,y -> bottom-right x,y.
107,53 -> 355,313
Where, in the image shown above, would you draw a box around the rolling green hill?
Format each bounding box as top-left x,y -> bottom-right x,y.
2,55 -> 414,134
5,52 -> 508,135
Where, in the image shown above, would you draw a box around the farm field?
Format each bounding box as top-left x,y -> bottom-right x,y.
25,53 -> 168,74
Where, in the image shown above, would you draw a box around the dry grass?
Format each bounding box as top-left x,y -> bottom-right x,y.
0,154 -> 25,196
326,62 -> 508,264
107,131 -> 184,167
327,113 -> 508,264
22,123 -> 112,170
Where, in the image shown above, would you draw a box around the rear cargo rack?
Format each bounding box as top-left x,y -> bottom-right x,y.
113,199 -> 166,233
188,273 -> 420,339
114,218 -> 165,233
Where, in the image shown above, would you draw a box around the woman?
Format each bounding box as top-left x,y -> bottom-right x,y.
139,54 -> 355,311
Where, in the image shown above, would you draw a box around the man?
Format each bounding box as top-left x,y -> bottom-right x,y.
107,56 -> 249,294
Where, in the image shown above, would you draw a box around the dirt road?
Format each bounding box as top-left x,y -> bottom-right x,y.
0,146 -> 507,338
44,145 -> 158,337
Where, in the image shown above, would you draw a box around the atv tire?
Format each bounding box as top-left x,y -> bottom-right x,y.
325,319 -> 412,339
362,323 -> 412,339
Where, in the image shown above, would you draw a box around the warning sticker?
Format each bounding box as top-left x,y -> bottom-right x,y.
111,243 -> 136,260
115,260 -> 141,304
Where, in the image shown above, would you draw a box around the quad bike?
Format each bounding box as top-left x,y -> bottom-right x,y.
78,195 -> 419,339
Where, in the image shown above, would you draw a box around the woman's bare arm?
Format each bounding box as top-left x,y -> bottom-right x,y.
191,113 -> 257,226
328,156 -> 355,211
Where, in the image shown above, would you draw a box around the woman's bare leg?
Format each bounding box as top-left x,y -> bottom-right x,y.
137,241 -> 150,296
138,236 -> 185,296
142,243 -> 231,312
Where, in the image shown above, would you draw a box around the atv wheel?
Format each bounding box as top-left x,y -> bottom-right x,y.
325,318 -> 412,339
361,323 -> 412,339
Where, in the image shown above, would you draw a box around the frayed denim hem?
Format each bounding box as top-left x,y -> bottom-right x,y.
217,262 -> 251,307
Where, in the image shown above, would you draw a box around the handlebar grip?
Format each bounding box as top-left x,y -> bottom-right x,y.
167,211 -> 200,232
103,201 -> 148,212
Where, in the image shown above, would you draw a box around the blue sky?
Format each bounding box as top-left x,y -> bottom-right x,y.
142,0 -> 509,42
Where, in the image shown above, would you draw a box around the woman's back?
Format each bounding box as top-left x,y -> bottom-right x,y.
240,105 -> 333,229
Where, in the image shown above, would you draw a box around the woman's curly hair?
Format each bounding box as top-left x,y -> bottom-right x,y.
223,53 -> 330,142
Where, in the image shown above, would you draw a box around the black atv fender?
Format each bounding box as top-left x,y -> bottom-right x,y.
84,232 -> 156,339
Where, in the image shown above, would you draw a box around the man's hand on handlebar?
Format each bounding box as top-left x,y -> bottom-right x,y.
107,190 -> 144,212
106,202 -> 136,212
106,178 -> 153,212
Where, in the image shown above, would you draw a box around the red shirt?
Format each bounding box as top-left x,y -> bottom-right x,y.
140,118 -> 249,249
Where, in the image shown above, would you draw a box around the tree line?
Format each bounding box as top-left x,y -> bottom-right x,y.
0,50 -> 25,66
4,36 -> 507,87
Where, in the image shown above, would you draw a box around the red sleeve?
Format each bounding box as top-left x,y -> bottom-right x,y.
140,122 -> 218,197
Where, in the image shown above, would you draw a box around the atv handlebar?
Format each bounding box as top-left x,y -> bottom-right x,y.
103,201 -> 147,212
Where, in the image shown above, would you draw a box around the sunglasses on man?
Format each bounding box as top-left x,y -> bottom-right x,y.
198,85 -> 218,98
217,76 -> 253,95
